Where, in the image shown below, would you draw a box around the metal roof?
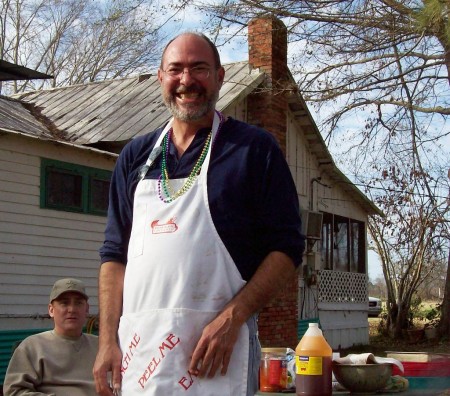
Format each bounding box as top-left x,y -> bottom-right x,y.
0,95 -> 52,137
0,60 -> 53,81
12,62 -> 263,146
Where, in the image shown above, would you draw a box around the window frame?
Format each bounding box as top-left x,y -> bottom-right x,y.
40,158 -> 111,216
319,212 -> 366,273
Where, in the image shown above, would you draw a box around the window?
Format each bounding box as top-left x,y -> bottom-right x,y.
40,158 -> 111,216
319,212 -> 366,273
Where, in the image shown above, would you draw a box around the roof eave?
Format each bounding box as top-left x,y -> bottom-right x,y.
0,127 -> 118,159
285,73 -> 383,217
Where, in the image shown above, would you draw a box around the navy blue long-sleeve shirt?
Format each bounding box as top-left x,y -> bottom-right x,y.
99,117 -> 305,281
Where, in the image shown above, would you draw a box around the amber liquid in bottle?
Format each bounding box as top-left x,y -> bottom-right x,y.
295,355 -> 332,396
295,323 -> 332,396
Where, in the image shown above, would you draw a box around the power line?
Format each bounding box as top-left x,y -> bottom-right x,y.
290,165 -> 449,200
350,182 -> 450,200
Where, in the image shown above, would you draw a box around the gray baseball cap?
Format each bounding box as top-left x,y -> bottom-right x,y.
49,278 -> 88,302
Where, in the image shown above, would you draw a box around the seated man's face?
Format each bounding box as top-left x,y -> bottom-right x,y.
49,292 -> 89,337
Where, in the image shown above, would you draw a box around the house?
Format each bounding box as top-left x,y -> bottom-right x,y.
0,15 -> 381,384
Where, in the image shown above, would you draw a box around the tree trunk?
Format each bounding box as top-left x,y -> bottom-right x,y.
387,301 -> 410,339
439,168 -> 450,338
438,240 -> 450,337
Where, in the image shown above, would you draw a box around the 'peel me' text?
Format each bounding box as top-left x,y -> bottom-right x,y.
138,333 -> 181,389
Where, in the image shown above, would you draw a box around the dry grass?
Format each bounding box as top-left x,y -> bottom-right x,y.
339,318 -> 450,357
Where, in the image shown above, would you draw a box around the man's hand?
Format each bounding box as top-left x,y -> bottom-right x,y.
93,343 -> 123,396
189,251 -> 296,379
188,308 -> 242,378
94,261 -> 125,395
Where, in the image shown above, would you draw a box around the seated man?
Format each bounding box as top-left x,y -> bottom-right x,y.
3,278 -> 98,396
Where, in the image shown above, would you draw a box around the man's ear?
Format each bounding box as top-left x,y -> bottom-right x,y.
48,303 -> 54,318
217,66 -> 225,88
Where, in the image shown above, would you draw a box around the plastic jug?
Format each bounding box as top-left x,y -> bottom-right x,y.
295,323 -> 332,396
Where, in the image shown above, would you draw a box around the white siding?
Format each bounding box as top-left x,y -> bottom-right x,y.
0,133 -> 115,330
222,97 -> 247,122
319,309 -> 369,349
287,116 -> 309,205
287,111 -> 371,348
287,114 -> 367,222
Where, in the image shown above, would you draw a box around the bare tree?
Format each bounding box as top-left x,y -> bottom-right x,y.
183,0 -> 450,336
0,0 -> 166,94
188,1 -> 450,138
368,276 -> 387,300
418,260 -> 446,301
367,164 -> 449,337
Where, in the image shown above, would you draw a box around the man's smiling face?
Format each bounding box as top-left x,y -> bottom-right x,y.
158,33 -> 224,122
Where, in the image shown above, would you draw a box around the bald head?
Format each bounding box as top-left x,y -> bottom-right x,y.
160,32 -> 222,70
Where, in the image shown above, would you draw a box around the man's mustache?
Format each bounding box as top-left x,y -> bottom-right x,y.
175,85 -> 205,95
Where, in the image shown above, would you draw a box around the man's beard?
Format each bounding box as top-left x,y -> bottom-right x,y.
162,85 -> 219,122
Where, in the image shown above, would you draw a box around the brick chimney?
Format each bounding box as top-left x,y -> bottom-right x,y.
247,16 -> 288,154
247,17 -> 299,350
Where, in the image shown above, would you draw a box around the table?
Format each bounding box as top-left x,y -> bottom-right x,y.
256,374 -> 450,395
256,389 -> 446,395
257,377 -> 450,395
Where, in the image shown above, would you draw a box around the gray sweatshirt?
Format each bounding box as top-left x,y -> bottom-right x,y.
3,330 -> 98,396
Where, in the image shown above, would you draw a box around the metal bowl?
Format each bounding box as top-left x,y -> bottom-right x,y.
332,362 -> 392,393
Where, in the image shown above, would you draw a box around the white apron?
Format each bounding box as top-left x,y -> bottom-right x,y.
119,112 -> 250,395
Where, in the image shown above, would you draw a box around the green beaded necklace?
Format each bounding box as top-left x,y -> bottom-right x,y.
158,129 -> 212,203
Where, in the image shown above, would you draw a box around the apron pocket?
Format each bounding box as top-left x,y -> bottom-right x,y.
118,309 -> 248,395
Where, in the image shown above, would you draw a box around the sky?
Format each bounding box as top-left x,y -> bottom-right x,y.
368,251 -> 383,281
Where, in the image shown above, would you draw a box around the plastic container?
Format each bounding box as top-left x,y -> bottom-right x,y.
392,360 -> 450,377
387,352 -> 450,377
295,323 -> 332,396
406,376 -> 450,389
259,347 -> 288,392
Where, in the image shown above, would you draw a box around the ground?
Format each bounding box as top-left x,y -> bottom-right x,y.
340,318 -> 450,356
